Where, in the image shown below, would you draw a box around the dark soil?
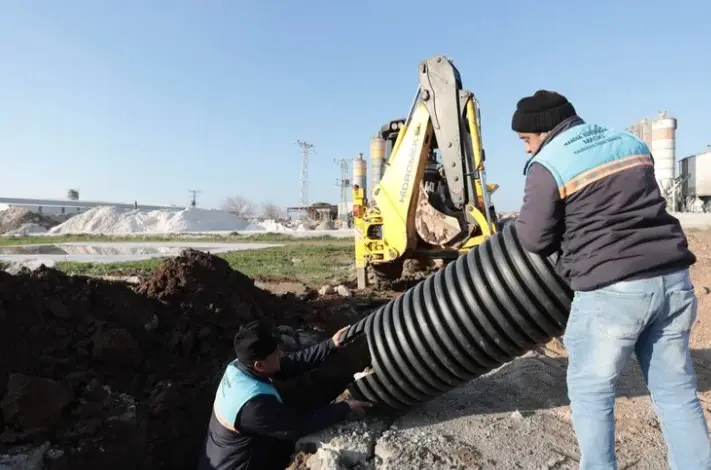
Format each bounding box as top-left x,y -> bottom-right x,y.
0,249 -> 366,469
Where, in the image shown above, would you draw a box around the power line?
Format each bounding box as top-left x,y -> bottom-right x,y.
296,140 -> 315,207
334,157 -> 350,224
188,189 -> 201,208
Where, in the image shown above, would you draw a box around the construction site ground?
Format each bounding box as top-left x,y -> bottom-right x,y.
291,229 -> 711,470
0,229 -> 710,469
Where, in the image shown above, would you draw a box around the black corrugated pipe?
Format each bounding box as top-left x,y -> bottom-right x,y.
341,222 -> 574,411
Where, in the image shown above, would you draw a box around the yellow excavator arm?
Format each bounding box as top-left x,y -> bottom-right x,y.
352,55 -> 498,289
371,103 -> 432,259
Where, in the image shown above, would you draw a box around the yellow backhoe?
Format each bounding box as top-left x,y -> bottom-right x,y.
352,55 -> 499,289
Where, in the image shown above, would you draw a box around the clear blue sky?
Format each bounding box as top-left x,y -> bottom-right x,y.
1,1 -> 709,212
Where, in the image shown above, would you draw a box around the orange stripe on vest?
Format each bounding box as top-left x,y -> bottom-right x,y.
558,154 -> 654,199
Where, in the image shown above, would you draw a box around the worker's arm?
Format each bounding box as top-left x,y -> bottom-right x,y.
515,163 -> 564,256
275,338 -> 338,380
237,394 -> 350,441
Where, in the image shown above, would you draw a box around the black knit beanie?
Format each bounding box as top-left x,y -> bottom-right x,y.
233,320 -> 279,363
511,90 -> 577,133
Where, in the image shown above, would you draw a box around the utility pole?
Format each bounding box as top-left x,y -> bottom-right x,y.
188,189 -> 201,208
296,140 -> 315,208
334,157 -> 350,224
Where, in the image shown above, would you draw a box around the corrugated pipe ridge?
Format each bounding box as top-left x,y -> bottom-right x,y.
342,222 -> 574,410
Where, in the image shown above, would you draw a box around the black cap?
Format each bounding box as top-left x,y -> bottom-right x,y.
511,90 -> 577,133
233,320 -> 279,364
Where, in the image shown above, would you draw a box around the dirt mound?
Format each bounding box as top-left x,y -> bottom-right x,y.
0,266 -> 158,468
136,249 -> 313,331
0,250 -> 349,469
0,266 -> 156,394
0,207 -> 61,234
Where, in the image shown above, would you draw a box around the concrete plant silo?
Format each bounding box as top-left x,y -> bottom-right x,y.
627,118 -> 653,149
369,135 -> 386,199
352,152 -> 367,197
651,110 -> 677,192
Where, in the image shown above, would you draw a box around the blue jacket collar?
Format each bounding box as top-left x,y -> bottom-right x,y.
522,115 -> 585,175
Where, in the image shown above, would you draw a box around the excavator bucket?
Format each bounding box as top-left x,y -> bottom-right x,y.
414,184 -> 463,247
486,183 -> 499,193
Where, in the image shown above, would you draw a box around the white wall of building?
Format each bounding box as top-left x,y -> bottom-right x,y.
0,197 -> 176,217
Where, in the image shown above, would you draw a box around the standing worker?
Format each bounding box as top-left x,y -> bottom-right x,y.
196,320 -> 371,470
511,90 -> 710,470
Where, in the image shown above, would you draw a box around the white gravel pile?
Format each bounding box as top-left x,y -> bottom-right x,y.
245,219 -> 293,232
3,223 -> 48,236
47,206 -> 249,234
0,207 -> 59,234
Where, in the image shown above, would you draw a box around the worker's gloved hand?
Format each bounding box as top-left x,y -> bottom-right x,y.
345,399 -> 372,415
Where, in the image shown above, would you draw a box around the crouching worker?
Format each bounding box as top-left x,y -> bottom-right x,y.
197,321 -> 372,470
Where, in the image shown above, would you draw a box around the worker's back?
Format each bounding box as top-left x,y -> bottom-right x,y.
519,119 -> 696,291
197,408 -> 294,470
197,361 -> 295,470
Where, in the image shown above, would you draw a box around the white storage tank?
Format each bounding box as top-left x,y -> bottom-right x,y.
369,136 -> 386,199
651,111 -> 677,191
627,118 -> 652,149
352,152 -> 367,197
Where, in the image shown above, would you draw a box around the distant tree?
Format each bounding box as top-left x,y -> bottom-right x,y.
261,202 -> 286,220
67,189 -> 79,200
221,196 -> 255,218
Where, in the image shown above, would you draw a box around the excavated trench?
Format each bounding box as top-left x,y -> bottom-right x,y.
0,249 -> 367,469
0,222 -> 574,468
343,222 -> 574,410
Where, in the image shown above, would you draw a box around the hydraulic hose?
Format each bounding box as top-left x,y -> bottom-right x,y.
342,222 -> 573,410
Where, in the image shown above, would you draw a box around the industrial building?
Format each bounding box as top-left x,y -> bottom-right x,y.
286,202 -> 338,221
0,196 -> 176,217
627,111 -> 711,212
679,149 -> 711,212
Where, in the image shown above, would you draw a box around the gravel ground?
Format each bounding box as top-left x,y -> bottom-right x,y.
292,230 -> 711,469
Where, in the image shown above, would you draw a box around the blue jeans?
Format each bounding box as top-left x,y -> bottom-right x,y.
563,268 -> 710,469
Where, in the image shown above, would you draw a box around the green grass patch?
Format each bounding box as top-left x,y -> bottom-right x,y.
0,232 -> 352,246
56,240 -> 356,287
227,233 -> 351,243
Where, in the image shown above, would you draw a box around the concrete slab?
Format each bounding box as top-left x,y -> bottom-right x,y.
295,418 -> 391,470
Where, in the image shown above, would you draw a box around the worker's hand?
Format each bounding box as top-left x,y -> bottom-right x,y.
345,399 -> 372,415
331,325 -> 350,347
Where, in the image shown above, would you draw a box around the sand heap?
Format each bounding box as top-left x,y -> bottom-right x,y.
0,207 -> 59,234
0,250 -> 365,469
3,223 -> 48,236
47,206 -> 249,235
245,219 -> 293,232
